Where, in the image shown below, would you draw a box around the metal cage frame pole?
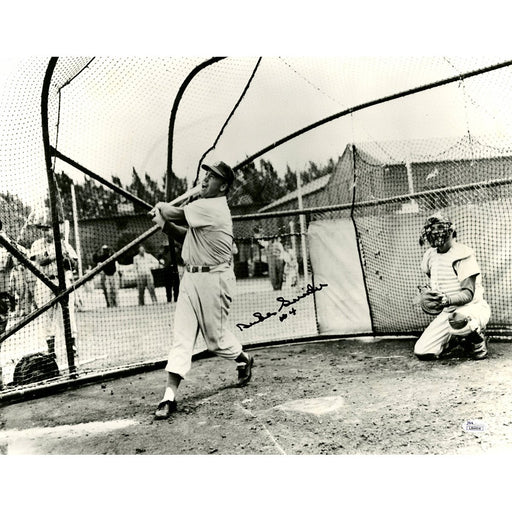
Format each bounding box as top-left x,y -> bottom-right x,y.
232,59 -> 512,173
305,212 -> 321,336
50,148 -> 153,211
295,167 -> 309,284
349,145 -> 375,334
41,57 -> 77,376
70,183 -> 83,277
165,57 -> 227,300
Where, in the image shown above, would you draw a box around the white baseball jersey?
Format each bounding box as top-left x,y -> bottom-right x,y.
133,253 -> 159,276
421,241 -> 485,305
181,196 -> 233,268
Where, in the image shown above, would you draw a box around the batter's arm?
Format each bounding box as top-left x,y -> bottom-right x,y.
162,222 -> 187,244
154,202 -> 188,225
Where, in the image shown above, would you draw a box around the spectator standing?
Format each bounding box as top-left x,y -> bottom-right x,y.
266,237 -> 285,291
282,241 -> 298,288
133,245 -> 159,305
93,245 -> 119,307
157,241 -> 180,303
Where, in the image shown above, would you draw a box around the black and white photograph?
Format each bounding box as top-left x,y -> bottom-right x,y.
0,3 -> 511,510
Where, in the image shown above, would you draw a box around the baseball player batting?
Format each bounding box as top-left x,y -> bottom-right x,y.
150,161 -> 254,420
414,214 -> 490,360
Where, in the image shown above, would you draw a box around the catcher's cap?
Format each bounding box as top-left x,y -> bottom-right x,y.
201,161 -> 235,186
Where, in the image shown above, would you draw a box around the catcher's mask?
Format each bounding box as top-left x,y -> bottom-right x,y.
419,215 -> 455,248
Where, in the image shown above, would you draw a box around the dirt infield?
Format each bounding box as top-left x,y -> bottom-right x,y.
1,337 -> 512,455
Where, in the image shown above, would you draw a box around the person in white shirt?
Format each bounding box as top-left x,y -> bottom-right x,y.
414,214 -> 490,360
132,245 -> 158,305
266,237 -> 285,291
29,224 -> 78,359
150,161 -> 254,419
282,241 -> 298,288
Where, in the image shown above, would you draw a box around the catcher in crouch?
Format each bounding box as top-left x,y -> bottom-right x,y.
414,214 -> 490,360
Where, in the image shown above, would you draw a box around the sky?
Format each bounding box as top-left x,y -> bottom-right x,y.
2,54 -> 512,211
0,2 -> 510,211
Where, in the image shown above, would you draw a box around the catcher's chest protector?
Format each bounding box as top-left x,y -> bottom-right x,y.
429,253 -> 460,294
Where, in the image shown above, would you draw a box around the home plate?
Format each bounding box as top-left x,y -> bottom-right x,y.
274,396 -> 345,416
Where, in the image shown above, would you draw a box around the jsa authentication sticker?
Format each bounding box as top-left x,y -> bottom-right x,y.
461,419 -> 487,433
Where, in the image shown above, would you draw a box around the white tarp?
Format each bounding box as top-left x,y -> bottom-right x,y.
308,219 -> 372,334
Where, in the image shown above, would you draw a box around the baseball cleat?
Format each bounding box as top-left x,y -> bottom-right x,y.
154,400 -> 177,420
237,355 -> 254,387
466,331 -> 488,360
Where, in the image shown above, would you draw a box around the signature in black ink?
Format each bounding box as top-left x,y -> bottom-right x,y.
236,283 -> 328,331
275,283 -> 328,312
279,307 -> 296,322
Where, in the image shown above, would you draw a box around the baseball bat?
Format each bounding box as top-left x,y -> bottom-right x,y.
168,183 -> 202,206
149,183 -> 202,219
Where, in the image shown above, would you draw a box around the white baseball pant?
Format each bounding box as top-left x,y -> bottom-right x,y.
34,271 -> 77,339
414,300 -> 491,357
165,268 -> 243,378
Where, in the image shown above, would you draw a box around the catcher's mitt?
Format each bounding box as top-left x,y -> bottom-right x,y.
414,286 -> 445,315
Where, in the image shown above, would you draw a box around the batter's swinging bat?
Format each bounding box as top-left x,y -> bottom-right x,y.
149,183 -> 203,219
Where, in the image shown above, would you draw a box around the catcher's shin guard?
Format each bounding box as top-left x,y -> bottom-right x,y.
438,337 -> 466,359
465,330 -> 488,360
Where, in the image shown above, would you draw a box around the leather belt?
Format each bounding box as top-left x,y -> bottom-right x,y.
186,265 -> 211,273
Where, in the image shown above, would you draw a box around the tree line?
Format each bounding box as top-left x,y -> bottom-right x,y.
54,167 -> 187,219
0,191 -> 32,238
52,157 -> 337,220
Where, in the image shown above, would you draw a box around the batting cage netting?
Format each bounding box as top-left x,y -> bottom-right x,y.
1,56 -> 512,400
